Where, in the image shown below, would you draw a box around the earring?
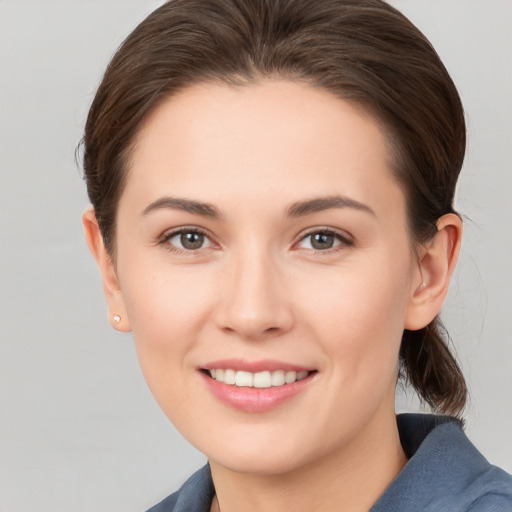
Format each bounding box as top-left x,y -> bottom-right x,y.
415,282 -> 427,295
113,314 -> 121,323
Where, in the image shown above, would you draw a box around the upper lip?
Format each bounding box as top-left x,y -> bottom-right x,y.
201,358 -> 314,373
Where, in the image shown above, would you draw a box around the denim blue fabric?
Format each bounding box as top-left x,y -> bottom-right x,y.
147,414 -> 512,511
371,415 -> 512,511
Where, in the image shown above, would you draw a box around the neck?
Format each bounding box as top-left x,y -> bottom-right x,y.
209,411 -> 406,512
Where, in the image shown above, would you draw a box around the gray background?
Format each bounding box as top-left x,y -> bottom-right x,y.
0,1 -> 510,511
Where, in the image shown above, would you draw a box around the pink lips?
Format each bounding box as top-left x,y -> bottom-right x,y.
200,359 -> 316,413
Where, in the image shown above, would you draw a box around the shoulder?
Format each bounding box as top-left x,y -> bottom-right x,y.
145,416 -> 512,512
467,491 -> 512,512
146,465 -> 214,512
372,414 -> 512,512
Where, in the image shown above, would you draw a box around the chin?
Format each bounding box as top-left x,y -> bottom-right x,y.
209,447 -> 308,476
199,423 -> 340,477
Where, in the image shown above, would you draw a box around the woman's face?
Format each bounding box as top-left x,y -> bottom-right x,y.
113,80 -> 421,474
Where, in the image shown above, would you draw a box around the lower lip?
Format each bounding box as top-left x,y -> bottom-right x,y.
201,371 -> 315,412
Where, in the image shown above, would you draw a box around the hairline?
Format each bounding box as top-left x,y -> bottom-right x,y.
105,75 -> 424,260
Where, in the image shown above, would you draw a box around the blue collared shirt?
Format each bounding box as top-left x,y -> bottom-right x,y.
147,414 -> 512,511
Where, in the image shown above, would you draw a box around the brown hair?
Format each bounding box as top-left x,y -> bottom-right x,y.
82,0 -> 467,416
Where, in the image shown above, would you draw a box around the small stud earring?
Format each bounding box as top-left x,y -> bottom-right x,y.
113,314 -> 121,323
415,282 -> 427,295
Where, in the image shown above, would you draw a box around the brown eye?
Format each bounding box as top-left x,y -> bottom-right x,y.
180,232 -> 205,250
298,230 -> 352,252
310,232 -> 335,250
164,230 -> 212,251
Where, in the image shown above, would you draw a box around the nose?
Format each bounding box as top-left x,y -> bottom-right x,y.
214,247 -> 295,341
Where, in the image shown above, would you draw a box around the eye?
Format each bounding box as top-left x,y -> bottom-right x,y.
163,229 -> 214,251
297,229 -> 353,251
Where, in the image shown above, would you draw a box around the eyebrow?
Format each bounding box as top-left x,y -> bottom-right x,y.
141,194 -> 375,219
142,197 -> 222,219
286,195 -> 376,217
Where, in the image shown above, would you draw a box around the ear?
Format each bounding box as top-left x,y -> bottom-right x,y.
82,208 -> 131,332
405,213 -> 462,330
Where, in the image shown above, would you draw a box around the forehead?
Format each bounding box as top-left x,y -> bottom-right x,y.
122,80 -> 405,220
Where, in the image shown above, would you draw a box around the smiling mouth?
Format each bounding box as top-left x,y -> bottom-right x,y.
203,369 -> 313,388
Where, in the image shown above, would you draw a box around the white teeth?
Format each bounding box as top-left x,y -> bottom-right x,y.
224,369 -> 236,385
208,368 -> 310,388
235,371 -> 253,387
253,371 -> 271,388
285,371 -> 297,384
297,370 -> 309,381
271,370 -> 285,386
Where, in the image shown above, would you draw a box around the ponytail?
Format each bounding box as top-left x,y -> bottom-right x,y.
401,318 -> 467,417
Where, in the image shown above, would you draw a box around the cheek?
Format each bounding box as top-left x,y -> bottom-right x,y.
120,251 -> 217,336
300,251 -> 412,377
118,263 -> 216,404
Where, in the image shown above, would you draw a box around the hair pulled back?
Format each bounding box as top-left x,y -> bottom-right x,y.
82,0 -> 467,416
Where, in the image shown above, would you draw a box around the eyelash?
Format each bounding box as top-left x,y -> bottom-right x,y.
296,228 -> 354,254
159,227 -> 216,255
158,227 -> 354,255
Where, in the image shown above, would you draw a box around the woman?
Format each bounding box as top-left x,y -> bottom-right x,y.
81,0 -> 512,510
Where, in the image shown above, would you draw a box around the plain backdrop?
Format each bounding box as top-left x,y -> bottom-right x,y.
1,1 -> 511,511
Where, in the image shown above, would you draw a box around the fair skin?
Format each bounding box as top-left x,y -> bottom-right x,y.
84,80 -> 461,512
